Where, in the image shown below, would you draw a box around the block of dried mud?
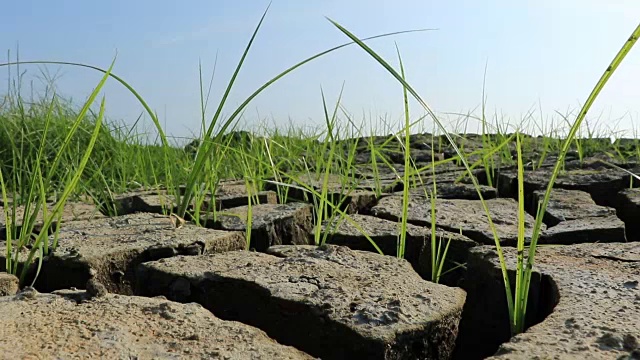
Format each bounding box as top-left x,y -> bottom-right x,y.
371,195 -> 543,246
388,148 -> 443,164
617,188 -> 640,242
540,215 -> 626,244
0,201 -> 105,239
130,189 -> 280,215
192,180 -> 279,210
136,245 -> 466,359
278,187 -> 377,216
265,173 -> 396,200
358,162 -> 464,181
0,290 -> 313,359
532,188 -> 617,226
207,190 -> 278,210
497,158 -> 639,207
454,243 -> 640,359
105,184 -> 278,217
529,189 -> 627,244
320,214 -> 477,285
391,182 -> 497,200
336,189 -> 378,214
0,212 -> 244,294
0,272 -> 18,296
101,189 -> 176,215
202,202 -> 314,252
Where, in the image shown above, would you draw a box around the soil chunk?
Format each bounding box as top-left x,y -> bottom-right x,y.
136,244 -> 466,359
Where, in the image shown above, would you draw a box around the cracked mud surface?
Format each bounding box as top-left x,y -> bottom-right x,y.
0,289 -> 314,359
136,244 -> 466,359
465,243 -> 640,359
2,133 -> 640,359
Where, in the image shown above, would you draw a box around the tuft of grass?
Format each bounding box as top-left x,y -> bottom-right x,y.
513,21 -> 640,335
0,58 -> 115,285
327,16 -> 640,336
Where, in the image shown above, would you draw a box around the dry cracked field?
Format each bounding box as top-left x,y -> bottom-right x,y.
1,133 -> 639,360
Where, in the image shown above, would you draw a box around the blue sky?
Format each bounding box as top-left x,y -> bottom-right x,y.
2,1 -> 640,142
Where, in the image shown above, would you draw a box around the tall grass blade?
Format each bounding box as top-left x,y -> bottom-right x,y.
326,17 -> 515,324
521,22 -> 640,325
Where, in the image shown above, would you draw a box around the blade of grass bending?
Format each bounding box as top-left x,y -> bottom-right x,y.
180,4 -> 273,216
18,62 -> 112,284
175,23 -> 436,217
597,159 -> 640,182
1,24 -> 434,219
0,163 -> 11,272
513,131 -> 526,334
0,58 -> 175,219
521,22 -> 640,326
327,17 -> 516,324
396,44 -> 411,259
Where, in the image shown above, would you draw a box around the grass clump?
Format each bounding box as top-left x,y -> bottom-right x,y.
0,59 -> 115,285
328,16 -> 640,335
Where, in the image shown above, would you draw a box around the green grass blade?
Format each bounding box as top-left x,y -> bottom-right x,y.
327,17 -> 516,322
16,60 -> 113,284
397,44 -> 411,259
513,131 -> 526,334
522,22 -> 640,321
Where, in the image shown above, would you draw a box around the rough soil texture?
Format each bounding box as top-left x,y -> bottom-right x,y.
263,174 -> 395,218
320,213 -> 477,285
0,201 -> 105,238
0,272 -> 18,296
456,243 -> 640,360
371,195 -> 544,246
540,215 -> 626,245
5,129 -> 640,359
136,245 -> 466,360
390,182 -> 497,201
105,182 -> 278,216
531,189 -> 627,244
497,159 -> 640,208
202,202 -> 314,251
0,289 -> 314,359
617,188 -> 640,241
532,188 -> 616,226
0,212 -> 245,294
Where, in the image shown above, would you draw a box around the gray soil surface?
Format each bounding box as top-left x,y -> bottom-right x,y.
136,244 -> 466,360
390,182 -> 497,200
202,202 -> 314,251
459,242 -> 640,359
4,138 -> 640,359
0,201 -> 105,237
617,188 -> 640,241
0,289 -> 314,359
497,159 -> 640,208
1,212 -> 245,294
527,189 -> 627,244
371,195 -> 543,246
320,213 -> 477,284
0,272 -> 18,296
105,181 -> 278,216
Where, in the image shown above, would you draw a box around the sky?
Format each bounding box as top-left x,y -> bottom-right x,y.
2,0 -> 640,143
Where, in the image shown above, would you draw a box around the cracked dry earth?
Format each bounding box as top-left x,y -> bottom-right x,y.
0,289 -> 313,359
1,138 -> 640,359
